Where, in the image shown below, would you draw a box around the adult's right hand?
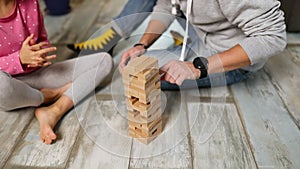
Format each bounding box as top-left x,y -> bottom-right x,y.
118,45 -> 146,73
20,34 -> 57,68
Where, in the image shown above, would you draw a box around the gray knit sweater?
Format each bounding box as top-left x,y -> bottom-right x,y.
151,0 -> 287,71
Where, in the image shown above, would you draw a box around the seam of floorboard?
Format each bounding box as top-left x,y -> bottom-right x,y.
127,140 -> 133,169
63,98 -> 95,169
184,99 -> 195,169
229,86 -> 259,169
263,67 -> 300,130
3,110 -> 35,169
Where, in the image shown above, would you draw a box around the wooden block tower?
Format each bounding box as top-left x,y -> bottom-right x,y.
122,55 -> 162,144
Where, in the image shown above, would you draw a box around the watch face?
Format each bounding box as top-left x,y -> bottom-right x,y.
193,57 -> 208,79
193,57 -> 208,70
199,57 -> 208,69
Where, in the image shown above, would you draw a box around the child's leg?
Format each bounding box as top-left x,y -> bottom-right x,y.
0,71 -> 43,111
18,52 -> 113,144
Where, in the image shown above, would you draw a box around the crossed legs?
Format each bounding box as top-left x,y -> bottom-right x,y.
0,53 -> 113,144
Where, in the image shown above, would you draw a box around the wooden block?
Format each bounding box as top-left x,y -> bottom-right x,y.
128,116 -> 162,131
155,80 -> 161,89
129,122 -> 161,138
139,102 -> 161,118
128,107 -> 162,123
128,97 -> 161,114
138,88 -> 161,104
127,102 -> 162,121
128,56 -> 157,71
137,67 -> 159,81
123,55 -> 163,144
129,120 -> 162,144
135,56 -> 158,73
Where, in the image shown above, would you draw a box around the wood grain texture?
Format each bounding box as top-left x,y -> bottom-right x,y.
66,99 -> 131,169
188,103 -> 257,169
4,99 -> 91,169
231,70 -> 300,168
129,92 -> 192,169
0,108 -> 34,169
265,47 -> 300,127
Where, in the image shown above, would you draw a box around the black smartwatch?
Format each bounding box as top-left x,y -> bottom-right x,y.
192,57 -> 209,79
133,43 -> 149,49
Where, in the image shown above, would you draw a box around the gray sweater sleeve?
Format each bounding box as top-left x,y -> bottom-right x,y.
150,0 -> 174,28
218,0 -> 287,65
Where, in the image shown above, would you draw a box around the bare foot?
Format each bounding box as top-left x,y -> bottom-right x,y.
40,82 -> 71,105
35,105 -> 62,144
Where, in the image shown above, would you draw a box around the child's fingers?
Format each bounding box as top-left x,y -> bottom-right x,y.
40,61 -> 52,67
27,61 -> 52,68
35,47 -> 57,56
43,54 -> 56,61
23,34 -> 34,46
30,42 -> 49,51
33,56 -> 44,62
27,62 -> 39,68
30,39 -> 36,46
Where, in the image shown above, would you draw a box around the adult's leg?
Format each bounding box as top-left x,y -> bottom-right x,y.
68,0 -> 157,54
114,0 -> 157,37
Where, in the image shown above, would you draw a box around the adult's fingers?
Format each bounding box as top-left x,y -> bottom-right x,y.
119,53 -> 130,72
175,75 -> 185,86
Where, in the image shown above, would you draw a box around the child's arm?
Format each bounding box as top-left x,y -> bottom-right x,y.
0,51 -> 28,75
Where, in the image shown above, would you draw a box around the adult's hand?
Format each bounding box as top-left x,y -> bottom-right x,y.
119,45 -> 146,72
160,60 -> 200,86
20,34 -> 57,68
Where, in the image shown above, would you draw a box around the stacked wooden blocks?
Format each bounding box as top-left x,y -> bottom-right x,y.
122,55 -> 162,144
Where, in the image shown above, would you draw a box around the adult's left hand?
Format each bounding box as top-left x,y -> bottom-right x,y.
160,60 -> 201,86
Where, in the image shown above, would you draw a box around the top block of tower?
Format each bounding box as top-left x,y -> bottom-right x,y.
122,56 -> 158,79
122,56 -> 160,102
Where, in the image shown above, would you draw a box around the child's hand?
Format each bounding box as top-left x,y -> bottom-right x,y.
20,34 -> 57,68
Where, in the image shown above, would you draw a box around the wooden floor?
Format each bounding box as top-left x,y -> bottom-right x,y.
1,0 -> 300,168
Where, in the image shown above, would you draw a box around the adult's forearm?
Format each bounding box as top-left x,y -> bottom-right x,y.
138,20 -> 167,47
207,44 -> 251,74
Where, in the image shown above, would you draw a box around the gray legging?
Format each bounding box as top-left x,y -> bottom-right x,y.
0,53 -> 113,111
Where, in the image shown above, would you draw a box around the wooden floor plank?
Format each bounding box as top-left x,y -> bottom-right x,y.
4,99 -> 91,169
0,108 -> 34,169
129,92 -> 192,169
188,103 -> 257,168
264,47 -> 300,127
66,98 -> 131,169
231,70 -> 300,168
